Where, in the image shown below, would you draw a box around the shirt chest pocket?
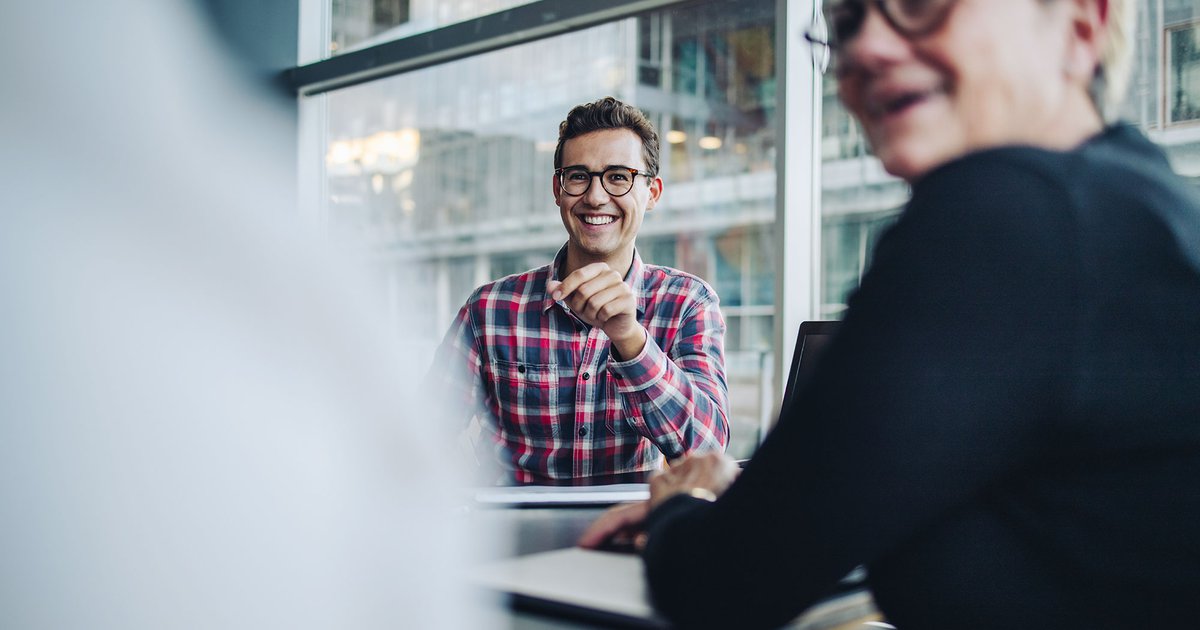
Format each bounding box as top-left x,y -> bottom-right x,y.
490,359 -> 560,439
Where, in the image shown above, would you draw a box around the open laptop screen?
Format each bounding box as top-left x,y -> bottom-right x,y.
781,320 -> 840,410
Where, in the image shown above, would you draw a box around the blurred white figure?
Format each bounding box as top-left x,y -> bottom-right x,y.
0,2 -> 493,628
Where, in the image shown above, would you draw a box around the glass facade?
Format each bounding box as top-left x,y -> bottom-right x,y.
311,0 -> 1200,459
325,0 -> 778,457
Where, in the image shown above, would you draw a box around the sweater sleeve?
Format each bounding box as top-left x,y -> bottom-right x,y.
642,152 -> 1082,629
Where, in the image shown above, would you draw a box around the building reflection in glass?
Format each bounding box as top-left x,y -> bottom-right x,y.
321,0 -> 1200,458
327,0 -> 778,457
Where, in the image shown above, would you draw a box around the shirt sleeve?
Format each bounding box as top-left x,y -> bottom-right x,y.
607,281 -> 730,458
641,153 -> 1080,628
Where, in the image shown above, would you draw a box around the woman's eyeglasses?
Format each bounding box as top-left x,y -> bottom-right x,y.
805,0 -> 958,74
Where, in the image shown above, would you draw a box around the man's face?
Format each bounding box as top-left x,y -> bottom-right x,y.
554,128 -> 662,271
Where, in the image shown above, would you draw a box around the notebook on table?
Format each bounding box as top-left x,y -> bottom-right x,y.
472,483 -> 649,508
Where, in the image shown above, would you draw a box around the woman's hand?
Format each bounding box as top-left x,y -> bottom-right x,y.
578,452 -> 741,550
648,452 -> 740,511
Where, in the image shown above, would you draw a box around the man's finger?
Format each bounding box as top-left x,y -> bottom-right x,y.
595,298 -> 637,326
566,271 -> 623,311
562,273 -> 620,312
552,262 -> 613,300
577,284 -> 631,323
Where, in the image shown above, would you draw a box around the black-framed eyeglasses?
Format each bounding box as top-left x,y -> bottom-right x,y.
554,166 -> 652,198
804,0 -> 958,74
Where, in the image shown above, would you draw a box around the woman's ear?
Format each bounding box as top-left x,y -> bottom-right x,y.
1063,0 -> 1109,82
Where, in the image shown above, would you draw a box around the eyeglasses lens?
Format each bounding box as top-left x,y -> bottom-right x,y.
827,1 -> 865,49
560,167 -> 636,197
825,0 -> 952,47
884,0 -> 953,36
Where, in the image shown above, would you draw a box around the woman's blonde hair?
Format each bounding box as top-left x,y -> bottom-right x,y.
1095,0 -> 1136,120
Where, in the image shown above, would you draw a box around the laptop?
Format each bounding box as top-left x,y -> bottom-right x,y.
782,320 -> 841,410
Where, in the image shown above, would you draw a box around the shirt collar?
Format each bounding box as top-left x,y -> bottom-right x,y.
541,244 -> 647,316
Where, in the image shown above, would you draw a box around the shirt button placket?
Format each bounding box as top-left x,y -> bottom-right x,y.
575,328 -> 605,479
578,371 -> 591,438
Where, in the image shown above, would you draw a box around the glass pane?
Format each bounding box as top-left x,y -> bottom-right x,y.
330,0 -> 540,56
323,0 -> 778,456
725,314 -> 773,460
819,86 -> 907,316
1168,23 -> 1200,124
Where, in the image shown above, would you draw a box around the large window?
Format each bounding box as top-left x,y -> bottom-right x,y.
300,0 -> 1200,462
320,0 -> 779,457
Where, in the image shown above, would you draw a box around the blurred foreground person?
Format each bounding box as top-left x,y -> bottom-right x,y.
582,0 -> 1200,627
0,2 -> 490,628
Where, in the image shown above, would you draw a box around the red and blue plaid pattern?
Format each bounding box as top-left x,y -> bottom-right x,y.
431,246 -> 729,485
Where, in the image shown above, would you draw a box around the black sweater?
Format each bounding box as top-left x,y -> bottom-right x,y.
643,125 -> 1200,629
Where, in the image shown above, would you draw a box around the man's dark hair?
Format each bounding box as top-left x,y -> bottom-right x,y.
553,97 -> 660,178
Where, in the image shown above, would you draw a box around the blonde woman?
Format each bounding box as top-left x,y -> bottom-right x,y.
583,1 -> 1200,627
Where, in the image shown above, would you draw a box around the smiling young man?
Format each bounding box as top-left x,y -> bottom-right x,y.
431,97 -> 729,486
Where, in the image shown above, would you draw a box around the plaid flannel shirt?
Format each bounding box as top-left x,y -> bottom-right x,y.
431,246 -> 729,485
